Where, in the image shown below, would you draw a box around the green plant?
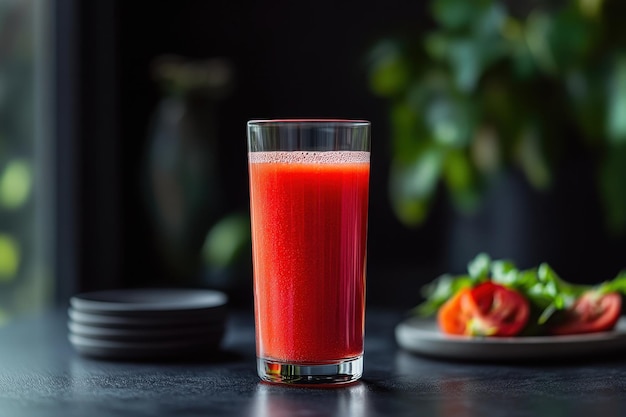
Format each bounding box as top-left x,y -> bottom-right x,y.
368,0 -> 626,233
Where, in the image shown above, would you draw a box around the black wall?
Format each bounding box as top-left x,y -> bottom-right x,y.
57,0 -> 626,308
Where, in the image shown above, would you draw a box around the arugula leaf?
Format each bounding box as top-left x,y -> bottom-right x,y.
416,273 -> 473,316
490,259 -> 518,285
596,269 -> 625,291
467,252 -> 491,280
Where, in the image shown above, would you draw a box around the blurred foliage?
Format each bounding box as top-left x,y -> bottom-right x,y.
0,159 -> 32,210
201,212 -> 251,291
0,0 -> 48,319
369,0 -> 626,233
152,55 -> 234,99
202,213 -> 250,270
0,234 -> 20,282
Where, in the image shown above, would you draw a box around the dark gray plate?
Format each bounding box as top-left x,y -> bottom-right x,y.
67,307 -> 226,328
68,320 -> 225,342
395,316 -> 626,361
70,289 -> 228,318
68,333 -> 223,360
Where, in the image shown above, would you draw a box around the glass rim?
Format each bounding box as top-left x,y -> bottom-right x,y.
247,119 -> 370,127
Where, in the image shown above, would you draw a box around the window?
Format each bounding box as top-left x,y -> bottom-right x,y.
0,0 -> 54,320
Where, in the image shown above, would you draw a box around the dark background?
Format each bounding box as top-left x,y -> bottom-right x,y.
55,0 -> 626,308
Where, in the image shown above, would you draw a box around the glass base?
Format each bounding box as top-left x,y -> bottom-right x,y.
257,356 -> 363,385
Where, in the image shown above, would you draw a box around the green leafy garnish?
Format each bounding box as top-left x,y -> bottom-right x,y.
416,253 -> 625,332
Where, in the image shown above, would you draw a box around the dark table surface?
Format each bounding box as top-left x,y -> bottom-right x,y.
1,308 -> 625,417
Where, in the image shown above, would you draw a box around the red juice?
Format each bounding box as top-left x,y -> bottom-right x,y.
249,151 -> 370,364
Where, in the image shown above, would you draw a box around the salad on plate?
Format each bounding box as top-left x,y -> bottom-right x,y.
415,254 -> 626,337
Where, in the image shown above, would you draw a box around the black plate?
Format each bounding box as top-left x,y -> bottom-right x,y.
68,320 -> 225,342
70,289 -> 228,318
67,307 -> 227,328
68,333 -> 224,360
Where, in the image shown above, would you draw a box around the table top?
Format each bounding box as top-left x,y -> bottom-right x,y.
0,308 -> 625,417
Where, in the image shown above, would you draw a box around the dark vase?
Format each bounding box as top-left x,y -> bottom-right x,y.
143,94 -> 222,283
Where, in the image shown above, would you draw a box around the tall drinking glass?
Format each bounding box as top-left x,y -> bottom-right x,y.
247,119 -> 370,385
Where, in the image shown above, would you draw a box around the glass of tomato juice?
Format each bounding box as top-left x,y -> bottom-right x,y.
247,119 -> 370,385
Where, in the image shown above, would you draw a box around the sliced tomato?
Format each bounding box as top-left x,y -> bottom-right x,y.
437,288 -> 473,335
437,282 -> 530,337
550,291 -> 621,336
468,282 -> 530,336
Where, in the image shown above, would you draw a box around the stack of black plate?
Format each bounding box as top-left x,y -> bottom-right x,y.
68,289 -> 228,360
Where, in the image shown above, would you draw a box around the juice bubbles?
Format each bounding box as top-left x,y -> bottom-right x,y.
249,151 -> 370,364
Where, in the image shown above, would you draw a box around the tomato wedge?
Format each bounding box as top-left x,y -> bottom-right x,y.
437,288 -> 473,335
550,291 -> 622,336
437,282 -> 530,337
